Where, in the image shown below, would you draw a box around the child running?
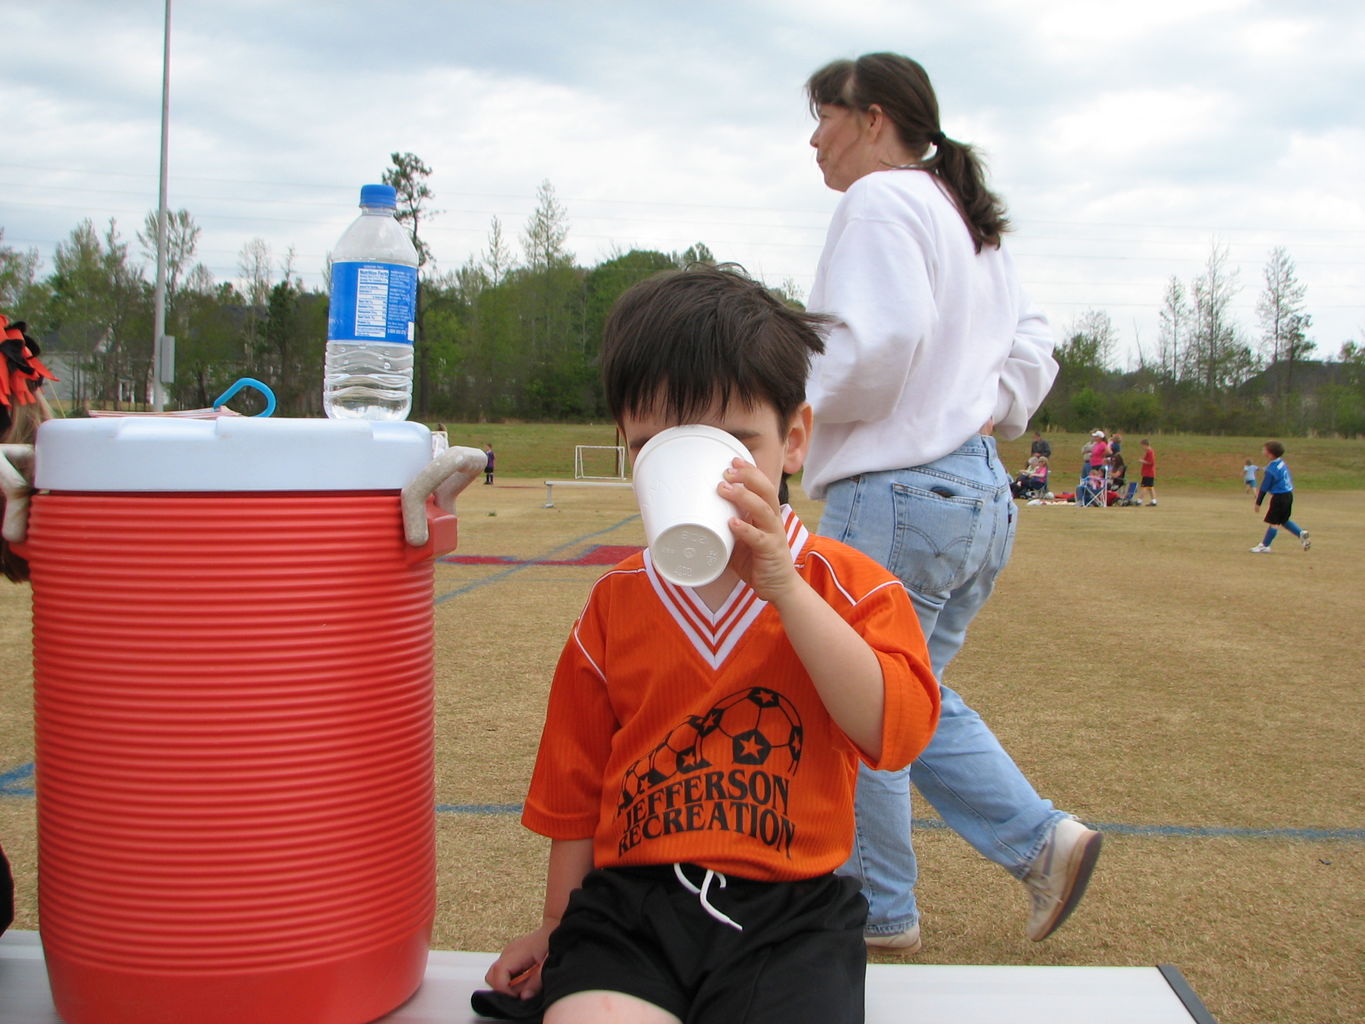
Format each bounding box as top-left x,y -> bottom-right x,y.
477,266 -> 940,1024
1251,441 -> 1310,553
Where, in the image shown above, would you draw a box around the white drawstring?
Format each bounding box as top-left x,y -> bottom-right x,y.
673,863 -> 743,931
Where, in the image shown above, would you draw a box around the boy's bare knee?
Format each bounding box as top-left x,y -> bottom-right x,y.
545,989 -> 682,1024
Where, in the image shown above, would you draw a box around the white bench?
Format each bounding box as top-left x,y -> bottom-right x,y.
543,478 -> 632,507
0,930 -> 1214,1023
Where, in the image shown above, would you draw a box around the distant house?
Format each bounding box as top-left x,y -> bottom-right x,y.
1238,359 -> 1336,409
38,350 -> 84,408
34,330 -> 147,411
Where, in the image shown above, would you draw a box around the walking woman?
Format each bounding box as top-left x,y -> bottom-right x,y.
801,53 -> 1101,951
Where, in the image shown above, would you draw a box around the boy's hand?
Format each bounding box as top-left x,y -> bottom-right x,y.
720,459 -> 800,604
484,924 -> 553,999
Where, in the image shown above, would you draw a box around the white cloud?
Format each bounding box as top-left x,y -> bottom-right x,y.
1048,86 -> 1236,169
2,0 -> 1361,358
1018,0 -> 1254,54
1234,15 -> 1315,57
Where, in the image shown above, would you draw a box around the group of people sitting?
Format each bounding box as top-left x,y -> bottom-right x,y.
1010,430 -> 1065,499
1010,450 -> 1051,498
1011,430 -> 1132,505
1076,429 -> 1131,505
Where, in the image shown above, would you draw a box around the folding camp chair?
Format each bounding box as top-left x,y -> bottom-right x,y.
1077,466 -> 1108,507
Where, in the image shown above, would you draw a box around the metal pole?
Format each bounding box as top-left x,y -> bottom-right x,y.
151,0 -> 172,411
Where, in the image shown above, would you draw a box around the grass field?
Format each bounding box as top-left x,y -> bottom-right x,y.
1,427 -> 1362,1023
435,423 -> 1365,491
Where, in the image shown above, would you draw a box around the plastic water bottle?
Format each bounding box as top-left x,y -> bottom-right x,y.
323,184 -> 418,420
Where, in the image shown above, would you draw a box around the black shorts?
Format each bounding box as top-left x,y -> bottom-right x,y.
1263,491 -> 1294,525
540,865 -> 867,1023
1140,475 -> 1155,488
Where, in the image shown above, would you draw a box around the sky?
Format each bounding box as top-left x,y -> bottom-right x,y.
3,0 -> 1363,369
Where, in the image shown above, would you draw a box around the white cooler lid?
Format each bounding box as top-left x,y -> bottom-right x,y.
34,417 -> 433,492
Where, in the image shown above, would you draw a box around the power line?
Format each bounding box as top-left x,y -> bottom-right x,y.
3,165 -> 1363,242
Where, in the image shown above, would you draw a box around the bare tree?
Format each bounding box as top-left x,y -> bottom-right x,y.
1070,308 -> 1119,370
183,263 -> 215,295
237,238 -> 272,358
1188,240 -> 1252,391
138,210 -> 200,302
680,242 -> 716,267
522,179 -> 572,271
237,238 -> 273,309
483,216 -> 513,287
1157,275 -> 1191,383
138,209 -> 203,341
1257,245 -> 1315,406
281,246 -> 300,289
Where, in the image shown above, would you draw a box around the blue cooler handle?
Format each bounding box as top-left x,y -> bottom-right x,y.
212,378 -> 277,417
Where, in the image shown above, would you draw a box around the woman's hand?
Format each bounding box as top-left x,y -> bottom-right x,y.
484,923 -> 554,999
719,458 -> 800,605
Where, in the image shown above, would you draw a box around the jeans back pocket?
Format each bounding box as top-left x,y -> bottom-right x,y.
888,482 -> 984,596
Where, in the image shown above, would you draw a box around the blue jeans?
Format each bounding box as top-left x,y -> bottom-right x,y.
817,436 -> 1064,935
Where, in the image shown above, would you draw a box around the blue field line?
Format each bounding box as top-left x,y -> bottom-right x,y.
430,801 -> 1365,842
5,764 -> 1357,842
435,514 -> 640,604
1082,821 -> 1365,842
0,763 -> 34,797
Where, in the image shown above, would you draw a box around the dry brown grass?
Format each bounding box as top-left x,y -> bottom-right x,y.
2,479 -> 1362,1023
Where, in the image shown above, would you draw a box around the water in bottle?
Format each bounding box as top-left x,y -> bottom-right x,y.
324,184 -> 418,420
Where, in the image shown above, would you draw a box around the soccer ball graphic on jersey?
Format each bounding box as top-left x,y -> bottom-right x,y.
617,688 -> 803,810
618,716 -> 707,810
702,687 -> 804,773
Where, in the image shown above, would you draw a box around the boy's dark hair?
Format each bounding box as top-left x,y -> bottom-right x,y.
1264,440 -> 1285,458
601,264 -> 827,427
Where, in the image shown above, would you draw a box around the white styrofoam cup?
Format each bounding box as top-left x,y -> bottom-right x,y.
632,424 -> 752,587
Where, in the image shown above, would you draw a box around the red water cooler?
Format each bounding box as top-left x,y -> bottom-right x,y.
20,417 -> 477,1024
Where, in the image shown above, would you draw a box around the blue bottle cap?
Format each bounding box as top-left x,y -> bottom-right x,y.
359,184 -> 398,208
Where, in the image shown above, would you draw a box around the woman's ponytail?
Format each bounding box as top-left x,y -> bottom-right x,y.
922,134 -> 1009,252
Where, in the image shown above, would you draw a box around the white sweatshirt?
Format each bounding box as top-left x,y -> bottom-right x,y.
802,169 -> 1057,499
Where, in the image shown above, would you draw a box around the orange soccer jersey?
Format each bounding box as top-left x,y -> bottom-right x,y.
522,508 -> 939,882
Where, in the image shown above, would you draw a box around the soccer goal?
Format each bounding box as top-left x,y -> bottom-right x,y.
574,445 -> 627,481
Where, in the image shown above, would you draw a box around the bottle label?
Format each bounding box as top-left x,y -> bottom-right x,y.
328,261 -> 417,344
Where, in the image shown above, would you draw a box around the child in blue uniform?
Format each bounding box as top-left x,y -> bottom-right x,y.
1250,441 -> 1310,553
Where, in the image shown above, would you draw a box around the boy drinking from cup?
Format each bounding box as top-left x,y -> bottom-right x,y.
478,266 -> 939,1024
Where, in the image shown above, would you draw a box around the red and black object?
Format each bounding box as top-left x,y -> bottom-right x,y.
0,314 -> 58,435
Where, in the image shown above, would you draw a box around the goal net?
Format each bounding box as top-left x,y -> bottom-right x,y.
574,445 -> 627,480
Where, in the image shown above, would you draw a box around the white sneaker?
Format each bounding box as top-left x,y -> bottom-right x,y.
1300,531 -> 1311,550
1250,544 -> 1271,553
865,924 -> 922,953
1024,818 -> 1102,941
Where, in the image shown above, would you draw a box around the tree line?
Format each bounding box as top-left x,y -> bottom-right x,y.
1035,241 -> 1362,437
2,153 -> 1361,433
0,156 -> 748,421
